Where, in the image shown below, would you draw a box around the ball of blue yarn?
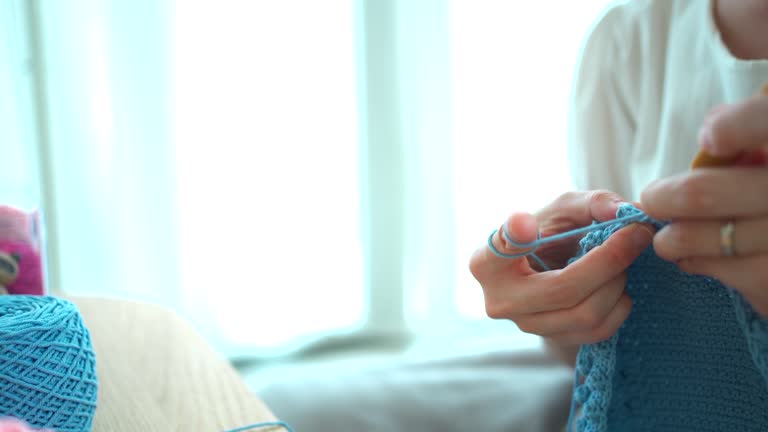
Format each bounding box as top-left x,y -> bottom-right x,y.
0,296 -> 98,431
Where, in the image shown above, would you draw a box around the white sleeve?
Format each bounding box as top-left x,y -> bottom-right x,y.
567,4 -> 640,200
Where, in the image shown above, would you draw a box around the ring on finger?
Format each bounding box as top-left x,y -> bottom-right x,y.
720,221 -> 736,257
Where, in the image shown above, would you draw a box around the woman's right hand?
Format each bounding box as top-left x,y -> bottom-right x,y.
469,191 -> 655,353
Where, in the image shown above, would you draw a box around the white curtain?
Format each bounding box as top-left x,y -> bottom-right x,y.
33,0 -> 180,309
2,0 -> 612,358
0,2 -> 43,218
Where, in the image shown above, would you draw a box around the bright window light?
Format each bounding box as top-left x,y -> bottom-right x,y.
174,0 -> 364,351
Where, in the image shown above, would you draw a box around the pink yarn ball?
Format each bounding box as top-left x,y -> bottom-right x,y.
0,206 -> 44,295
0,207 -> 36,246
0,241 -> 44,295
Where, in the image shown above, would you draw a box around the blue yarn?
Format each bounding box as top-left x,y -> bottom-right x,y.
224,420 -> 294,432
490,204 -> 768,431
0,296 -> 293,432
0,296 -> 98,431
487,212 -> 649,271
568,205 -> 768,431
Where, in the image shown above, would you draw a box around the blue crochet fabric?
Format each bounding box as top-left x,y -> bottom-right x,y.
570,205 -> 768,431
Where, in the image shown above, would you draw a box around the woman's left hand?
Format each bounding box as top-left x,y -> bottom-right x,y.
640,90 -> 768,316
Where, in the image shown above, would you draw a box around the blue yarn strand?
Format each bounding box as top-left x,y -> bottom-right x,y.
224,420 -> 294,432
487,212 -> 649,271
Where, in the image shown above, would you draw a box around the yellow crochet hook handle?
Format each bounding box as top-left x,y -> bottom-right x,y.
691,83 -> 768,168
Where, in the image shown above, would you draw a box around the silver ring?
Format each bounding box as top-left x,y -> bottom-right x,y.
720,221 -> 736,257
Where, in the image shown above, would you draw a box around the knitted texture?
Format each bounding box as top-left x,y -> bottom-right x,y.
0,296 -> 98,432
571,205 -> 768,431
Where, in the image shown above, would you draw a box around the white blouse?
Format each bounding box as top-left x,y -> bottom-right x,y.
567,0 -> 768,201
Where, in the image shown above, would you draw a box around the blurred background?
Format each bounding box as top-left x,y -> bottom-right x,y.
0,0 -> 611,417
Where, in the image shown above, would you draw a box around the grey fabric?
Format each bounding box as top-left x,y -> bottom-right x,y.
259,350 -> 573,432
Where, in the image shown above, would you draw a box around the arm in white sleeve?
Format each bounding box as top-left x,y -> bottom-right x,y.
567,4 -> 640,200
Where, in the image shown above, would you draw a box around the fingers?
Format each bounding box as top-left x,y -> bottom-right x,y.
470,191 -> 653,344
678,255 -> 768,317
701,92 -> 768,157
655,218 -> 768,261
641,167 -> 768,220
514,273 -> 626,335
545,294 -> 633,345
477,190 -> 627,276
497,223 -> 653,315
472,189 -> 643,345
539,190 -> 625,229
545,223 -> 653,305
585,190 -> 627,222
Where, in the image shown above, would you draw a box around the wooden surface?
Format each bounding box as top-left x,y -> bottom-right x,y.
70,297 -> 281,432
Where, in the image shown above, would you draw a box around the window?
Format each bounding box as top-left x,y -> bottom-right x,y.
175,1 -> 364,353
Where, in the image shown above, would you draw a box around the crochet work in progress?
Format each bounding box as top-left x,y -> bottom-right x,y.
570,205 -> 768,431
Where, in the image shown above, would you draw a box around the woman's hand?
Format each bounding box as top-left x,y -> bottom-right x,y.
469,191 -> 655,355
641,91 -> 768,316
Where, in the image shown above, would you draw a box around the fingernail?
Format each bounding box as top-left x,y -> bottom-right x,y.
698,126 -> 716,155
608,201 -> 620,215
609,198 -> 626,214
